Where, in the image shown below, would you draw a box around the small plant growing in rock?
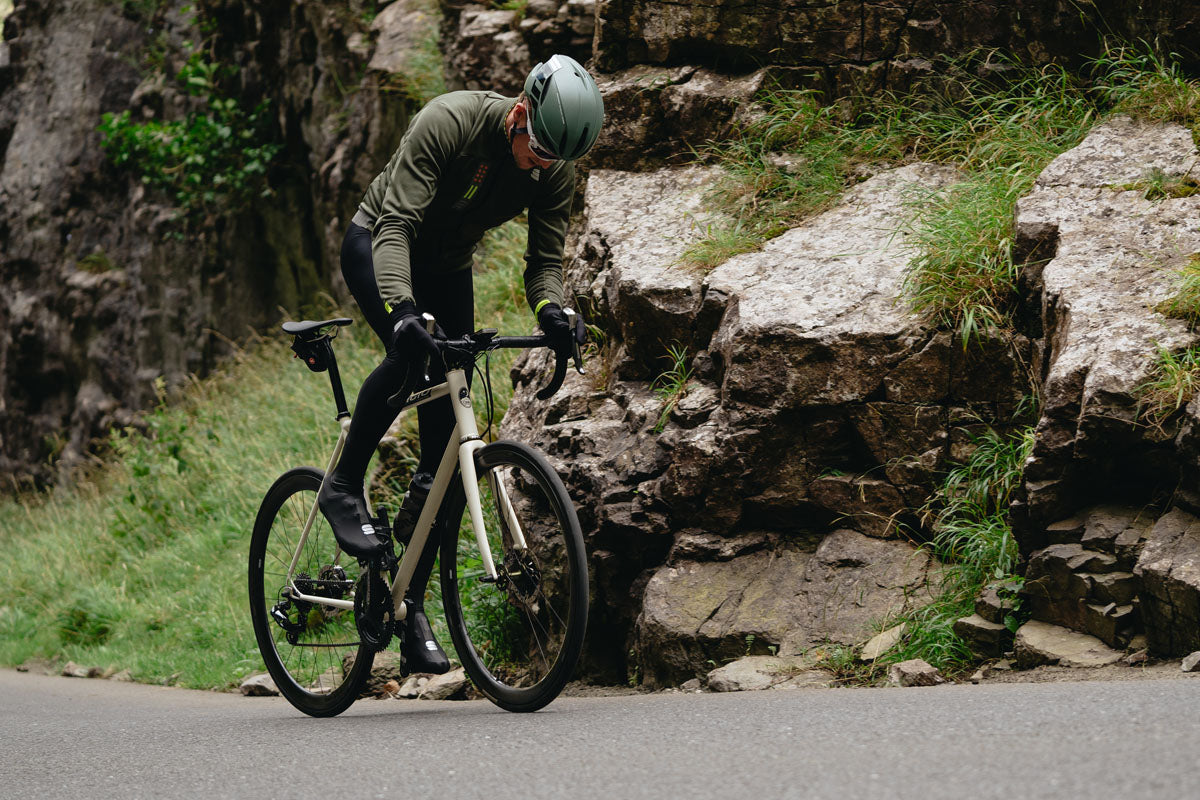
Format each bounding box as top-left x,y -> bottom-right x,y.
678,220 -> 764,271
1155,253 -> 1200,327
1116,167 -> 1200,201
1137,344 -> 1200,428
651,343 -> 692,433
854,423 -> 1035,677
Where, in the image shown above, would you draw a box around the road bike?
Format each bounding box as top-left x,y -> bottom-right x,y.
248,313 -> 588,717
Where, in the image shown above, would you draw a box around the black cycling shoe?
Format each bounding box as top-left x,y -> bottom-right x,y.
402,603 -> 451,675
317,478 -> 389,560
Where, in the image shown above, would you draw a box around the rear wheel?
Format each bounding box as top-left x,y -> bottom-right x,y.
248,467 -> 374,717
440,441 -> 588,712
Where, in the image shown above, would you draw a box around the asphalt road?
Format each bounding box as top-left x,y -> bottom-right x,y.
2,668 -> 1199,800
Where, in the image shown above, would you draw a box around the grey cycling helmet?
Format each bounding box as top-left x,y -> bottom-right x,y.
523,54 -> 605,160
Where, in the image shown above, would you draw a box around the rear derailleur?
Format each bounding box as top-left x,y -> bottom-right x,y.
270,564 -> 352,646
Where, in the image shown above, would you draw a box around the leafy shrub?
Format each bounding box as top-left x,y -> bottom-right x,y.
98,54 -> 281,217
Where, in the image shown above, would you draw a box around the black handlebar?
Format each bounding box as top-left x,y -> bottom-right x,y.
385,325 -> 582,409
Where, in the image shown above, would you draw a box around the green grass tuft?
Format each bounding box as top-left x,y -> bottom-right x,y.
650,343 -> 692,433
1138,343 -> 1200,427
1156,253 -> 1200,327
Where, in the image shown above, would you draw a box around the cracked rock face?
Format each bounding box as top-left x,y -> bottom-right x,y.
0,0 -> 418,484
592,0 -> 1200,78
1135,508 -> 1200,657
503,161 -> 1025,684
1015,117 -> 1200,538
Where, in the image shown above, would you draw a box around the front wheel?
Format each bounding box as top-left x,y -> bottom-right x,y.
440,441 -> 588,712
248,467 -> 374,717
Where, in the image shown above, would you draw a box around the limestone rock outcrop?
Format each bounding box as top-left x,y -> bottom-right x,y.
592,1 -> 1200,81
439,0 -> 594,95
503,159 -> 1031,684
1135,508 -> 1200,657
1015,117 -> 1200,539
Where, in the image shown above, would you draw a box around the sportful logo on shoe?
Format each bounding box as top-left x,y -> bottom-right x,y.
361,524 -> 375,534
425,641 -> 438,651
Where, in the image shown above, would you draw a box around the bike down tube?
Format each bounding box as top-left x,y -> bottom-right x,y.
445,368 -> 497,580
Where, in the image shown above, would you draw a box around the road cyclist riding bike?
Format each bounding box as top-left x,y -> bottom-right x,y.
248,55 -> 604,716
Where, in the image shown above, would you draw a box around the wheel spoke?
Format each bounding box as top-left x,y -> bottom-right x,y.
250,470 -> 372,716
442,443 -> 586,711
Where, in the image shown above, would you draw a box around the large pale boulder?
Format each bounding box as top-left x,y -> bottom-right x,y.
1015,117 -> 1200,537
635,530 -> 935,686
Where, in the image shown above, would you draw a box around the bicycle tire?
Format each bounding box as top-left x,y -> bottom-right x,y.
248,467 -> 375,717
439,440 -> 588,712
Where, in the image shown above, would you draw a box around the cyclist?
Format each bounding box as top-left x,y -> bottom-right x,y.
317,55 -> 603,674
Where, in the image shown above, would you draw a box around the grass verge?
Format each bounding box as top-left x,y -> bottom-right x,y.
0,220 -> 533,688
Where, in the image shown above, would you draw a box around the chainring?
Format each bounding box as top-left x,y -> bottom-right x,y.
354,568 -> 395,652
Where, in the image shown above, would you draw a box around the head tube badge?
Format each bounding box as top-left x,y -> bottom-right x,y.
458,387 -> 471,408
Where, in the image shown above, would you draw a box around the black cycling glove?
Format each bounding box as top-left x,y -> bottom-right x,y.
388,301 -> 441,363
537,303 -> 585,355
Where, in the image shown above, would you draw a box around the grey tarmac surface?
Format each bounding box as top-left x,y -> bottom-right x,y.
2,668 -> 1198,800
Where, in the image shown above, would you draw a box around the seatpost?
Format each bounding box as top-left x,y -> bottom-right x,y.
321,339 -> 351,420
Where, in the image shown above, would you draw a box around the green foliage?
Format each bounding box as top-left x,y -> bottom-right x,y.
650,343 -> 692,433
98,54 -> 282,218
1156,254 -> 1200,327
1137,344 -> 1200,427
680,92 -> 855,267
894,425 -> 1034,671
77,251 -> 117,274
826,424 -> 1034,680
901,169 -> 1024,347
492,0 -> 528,14
1092,43 -> 1200,134
679,220 -> 763,273
57,588 -> 124,647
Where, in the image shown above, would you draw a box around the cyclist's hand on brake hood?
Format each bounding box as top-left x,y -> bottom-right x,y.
537,303 -> 582,356
389,301 -> 441,362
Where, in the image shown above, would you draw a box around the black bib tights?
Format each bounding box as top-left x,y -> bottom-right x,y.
336,221 -> 475,604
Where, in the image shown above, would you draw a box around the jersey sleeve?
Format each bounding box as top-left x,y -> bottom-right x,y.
372,101 -> 464,311
523,162 -> 576,314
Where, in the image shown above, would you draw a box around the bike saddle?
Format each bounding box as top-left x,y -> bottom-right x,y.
281,317 -> 353,337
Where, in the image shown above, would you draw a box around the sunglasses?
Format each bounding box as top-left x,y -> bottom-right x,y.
512,105 -> 559,161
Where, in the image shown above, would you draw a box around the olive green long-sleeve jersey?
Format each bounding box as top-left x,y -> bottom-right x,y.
358,91 -> 574,315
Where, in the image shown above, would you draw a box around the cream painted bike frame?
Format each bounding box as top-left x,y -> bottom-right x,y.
279,364 -> 526,622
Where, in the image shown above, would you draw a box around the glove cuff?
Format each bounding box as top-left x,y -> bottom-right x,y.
389,300 -> 419,331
